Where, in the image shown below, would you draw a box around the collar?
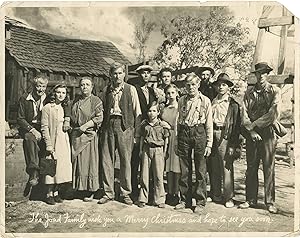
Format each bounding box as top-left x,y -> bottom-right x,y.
146,118 -> 161,127
110,82 -> 125,93
253,81 -> 272,93
26,92 -> 46,102
186,91 -> 203,102
213,93 -> 230,103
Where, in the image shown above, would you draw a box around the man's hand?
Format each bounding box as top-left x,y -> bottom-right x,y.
139,150 -> 143,158
204,146 -> 211,157
63,120 -> 71,132
30,128 -> 42,141
250,131 -> 262,142
227,147 -> 234,156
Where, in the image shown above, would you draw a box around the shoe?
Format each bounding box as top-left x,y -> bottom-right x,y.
238,201 -> 256,209
138,202 -> 146,208
54,195 -> 63,203
158,203 -> 165,208
194,205 -> 205,214
23,182 -> 32,197
98,196 -> 113,204
122,196 -> 133,205
207,197 -> 213,202
45,196 -> 56,205
225,199 -> 234,208
267,204 -> 278,214
28,170 -> 39,186
175,201 -> 186,210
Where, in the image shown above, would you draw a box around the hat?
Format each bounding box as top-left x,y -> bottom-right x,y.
195,66 -> 215,77
213,73 -> 234,87
251,62 -> 273,74
136,65 -> 153,73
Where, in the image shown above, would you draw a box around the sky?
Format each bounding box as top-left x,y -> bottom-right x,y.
4,1 -> 296,71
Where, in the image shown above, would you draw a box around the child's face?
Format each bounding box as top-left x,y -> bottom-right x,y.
217,82 -> 229,95
55,87 -> 67,102
147,105 -> 159,121
166,87 -> 177,101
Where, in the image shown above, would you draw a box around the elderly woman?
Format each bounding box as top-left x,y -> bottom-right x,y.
71,77 -> 103,201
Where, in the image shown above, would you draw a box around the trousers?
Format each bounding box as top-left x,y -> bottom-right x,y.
101,117 -> 134,199
245,126 -> 277,205
177,124 -> 207,206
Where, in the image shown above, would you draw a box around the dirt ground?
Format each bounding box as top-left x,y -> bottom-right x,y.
4,157 -> 296,235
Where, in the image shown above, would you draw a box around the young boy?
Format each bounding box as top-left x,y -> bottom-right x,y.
176,73 -> 213,214
210,73 -> 241,208
138,101 -> 170,208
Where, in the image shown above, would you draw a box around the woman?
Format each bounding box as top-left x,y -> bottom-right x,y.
71,77 -> 103,201
160,84 -> 181,206
41,84 -> 72,205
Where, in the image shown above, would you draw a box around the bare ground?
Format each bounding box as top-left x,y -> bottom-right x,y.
5,158 -> 295,235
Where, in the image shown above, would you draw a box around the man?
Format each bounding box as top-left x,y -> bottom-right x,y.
210,73 -> 241,208
17,76 -> 48,196
158,67 -> 173,91
130,64 -> 163,200
198,66 -> 217,101
175,73 -> 213,214
196,66 -> 217,202
239,62 -> 280,214
99,62 -> 142,205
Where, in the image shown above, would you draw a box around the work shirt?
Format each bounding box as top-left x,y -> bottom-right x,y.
26,92 -> 46,124
141,119 -> 170,147
177,92 -> 213,147
242,81 -> 281,130
211,94 -> 230,126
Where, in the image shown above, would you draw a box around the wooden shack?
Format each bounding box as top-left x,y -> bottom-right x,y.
5,18 -> 131,122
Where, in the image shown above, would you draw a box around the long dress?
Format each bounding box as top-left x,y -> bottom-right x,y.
160,104 -> 181,173
71,94 -> 103,192
41,103 -> 72,184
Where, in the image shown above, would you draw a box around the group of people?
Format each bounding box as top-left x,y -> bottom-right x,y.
17,61 -> 281,214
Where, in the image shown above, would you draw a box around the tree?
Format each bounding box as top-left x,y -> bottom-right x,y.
153,7 -> 255,79
129,15 -> 156,63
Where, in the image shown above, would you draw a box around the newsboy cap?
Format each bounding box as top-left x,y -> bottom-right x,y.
136,65 -> 153,73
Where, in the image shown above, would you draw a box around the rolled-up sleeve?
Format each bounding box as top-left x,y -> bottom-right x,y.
91,97 -> 104,128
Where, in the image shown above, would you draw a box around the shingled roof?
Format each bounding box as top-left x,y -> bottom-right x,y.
5,23 -> 131,77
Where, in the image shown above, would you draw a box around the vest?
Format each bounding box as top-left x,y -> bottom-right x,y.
103,83 -> 135,130
135,86 -> 156,120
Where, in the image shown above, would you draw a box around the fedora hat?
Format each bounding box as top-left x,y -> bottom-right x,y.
136,65 -> 153,73
213,73 -> 234,87
196,66 -> 215,77
251,62 -> 273,74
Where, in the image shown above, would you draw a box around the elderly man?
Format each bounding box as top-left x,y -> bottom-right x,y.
17,76 -> 49,195
175,73 -> 213,214
99,62 -> 142,205
239,62 -> 281,214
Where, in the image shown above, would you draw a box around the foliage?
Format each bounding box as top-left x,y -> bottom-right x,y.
153,7 -> 255,79
129,15 -> 156,63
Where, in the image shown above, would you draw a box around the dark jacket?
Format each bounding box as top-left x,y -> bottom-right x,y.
17,93 -> 46,136
135,86 -> 156,120
220,97 -> 241,148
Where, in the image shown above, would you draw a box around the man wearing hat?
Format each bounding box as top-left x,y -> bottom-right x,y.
209,73 -> 241,208
239,62 -> 281,214
131,64 -> 163,200
198,66 -> 217,101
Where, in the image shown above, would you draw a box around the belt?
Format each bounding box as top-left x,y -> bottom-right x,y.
179,124 -> 204,129
213,125 -> 224,130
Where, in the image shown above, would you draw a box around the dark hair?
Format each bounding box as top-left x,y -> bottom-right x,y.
158,67 -> 173,79
45,84 -> 69,107
147,101 -> 160,113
